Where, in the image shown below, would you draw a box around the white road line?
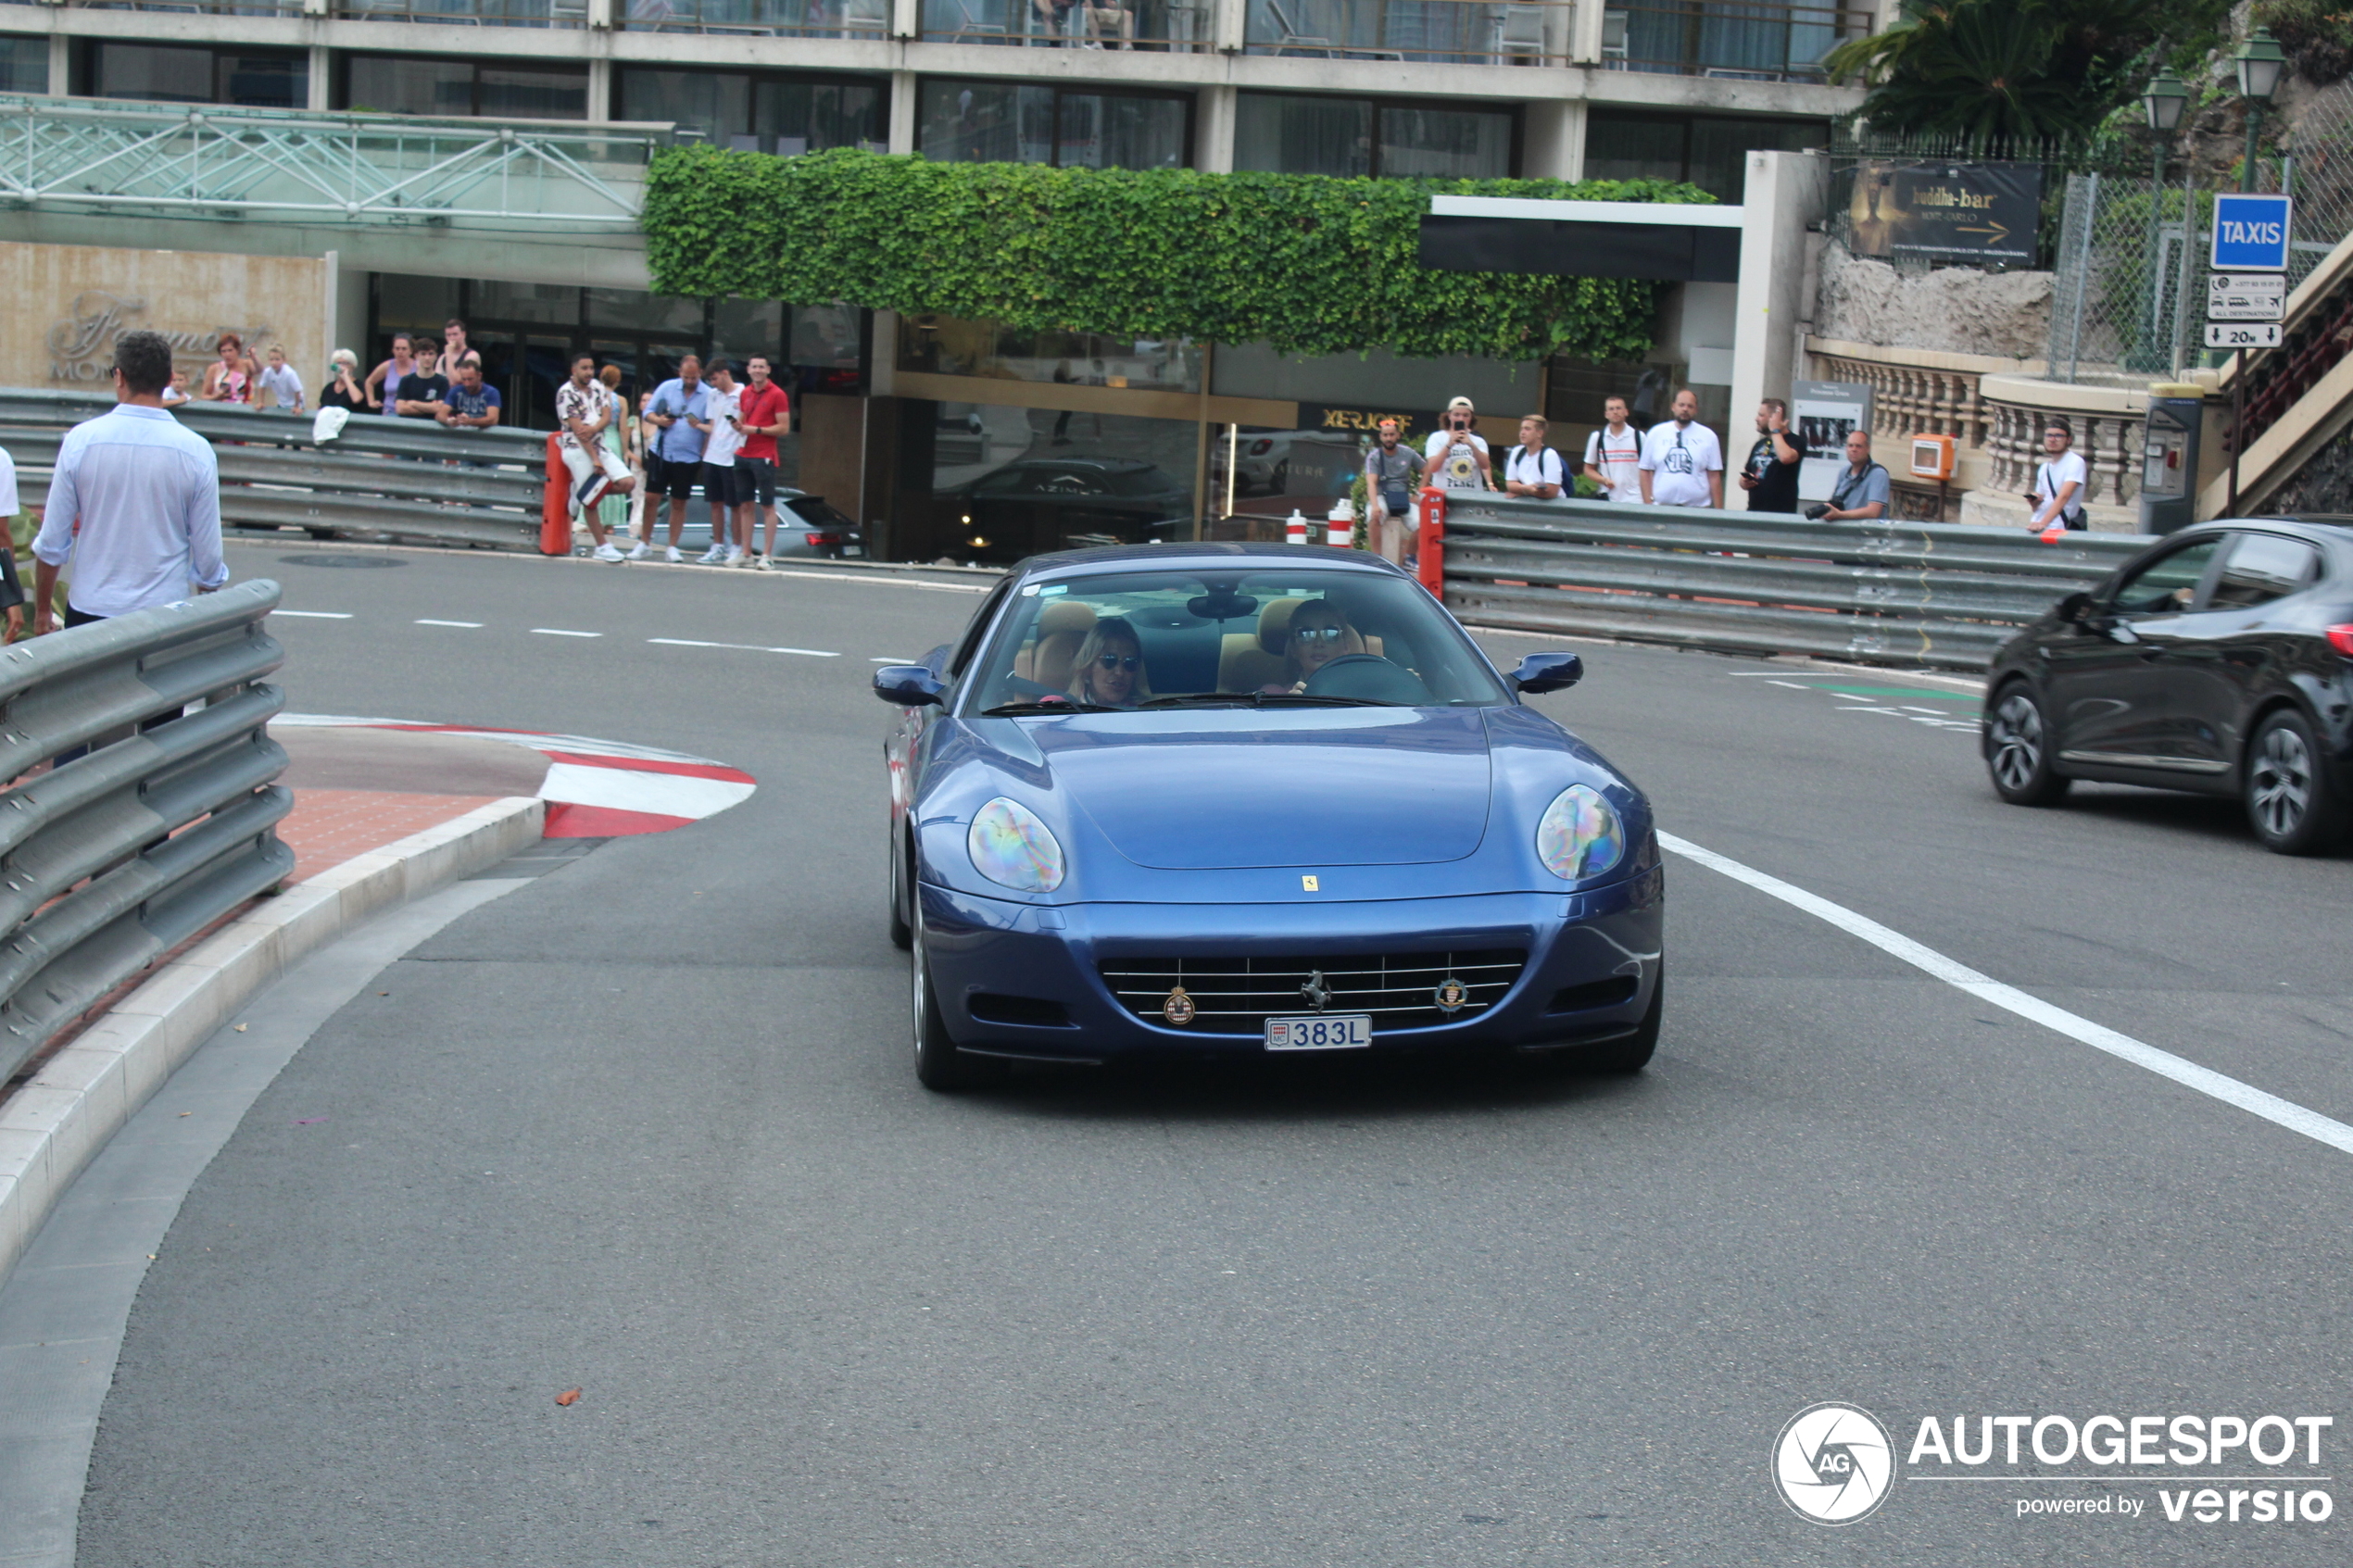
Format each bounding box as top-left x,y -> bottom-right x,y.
530,628 -> 602,638
416,619 -> 483,628
274,610 -> 351,619
1767,680 -> 1813,690
1900,705 -> 1949,714
1657,831 -> 2353,1158
646,637 -> 839,658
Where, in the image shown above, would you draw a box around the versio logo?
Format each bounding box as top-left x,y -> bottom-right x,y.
1774,1403 -> 1896,1524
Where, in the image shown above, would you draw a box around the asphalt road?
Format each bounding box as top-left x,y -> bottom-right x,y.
45,541 -> 2353,1565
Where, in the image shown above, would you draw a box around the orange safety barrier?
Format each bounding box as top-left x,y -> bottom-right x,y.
539,433 -> 571,556
1415,485 -> 1445,592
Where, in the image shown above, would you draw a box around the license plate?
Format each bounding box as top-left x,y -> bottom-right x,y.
1265,1014 -> 1372,1051
842,545 -> 865,557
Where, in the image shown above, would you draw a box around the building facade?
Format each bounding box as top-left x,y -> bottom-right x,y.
0,0 -> 1867,556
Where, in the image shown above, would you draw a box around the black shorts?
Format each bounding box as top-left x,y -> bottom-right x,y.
657,458 -> 702,501
703,462 -> 750,506
736,457 -> 776,507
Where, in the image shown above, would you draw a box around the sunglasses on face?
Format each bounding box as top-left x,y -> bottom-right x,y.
1097,653 -> 1142,671
1294,625 -> 1346,644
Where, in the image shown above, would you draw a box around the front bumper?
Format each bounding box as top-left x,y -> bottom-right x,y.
915,868 -> 1665,1061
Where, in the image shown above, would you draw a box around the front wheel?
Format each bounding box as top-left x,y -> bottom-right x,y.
2246,709 -> 2344,855
912,899 -> 1001,1092
1986,684 -> 2070,806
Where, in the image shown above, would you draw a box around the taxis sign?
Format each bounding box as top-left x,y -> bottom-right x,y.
2210,194 -> 2294,271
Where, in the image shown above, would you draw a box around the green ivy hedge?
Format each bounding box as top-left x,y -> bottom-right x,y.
640,145 -> 1715,361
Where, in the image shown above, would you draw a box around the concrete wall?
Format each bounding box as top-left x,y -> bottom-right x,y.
0,240 -> 330,398
1730,148 -> 1829,433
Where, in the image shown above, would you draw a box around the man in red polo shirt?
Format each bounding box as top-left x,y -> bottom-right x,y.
731,355 -> 793,569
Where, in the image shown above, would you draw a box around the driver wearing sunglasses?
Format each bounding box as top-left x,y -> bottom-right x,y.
1263,599 -> 1355,694
1068,616 -> 1151,708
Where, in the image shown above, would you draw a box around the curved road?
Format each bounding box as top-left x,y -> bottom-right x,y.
23,541 -> 2353,1565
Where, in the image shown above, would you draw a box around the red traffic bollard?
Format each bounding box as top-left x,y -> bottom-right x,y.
1415,485 -> 1445,593
539,433 -> 571,556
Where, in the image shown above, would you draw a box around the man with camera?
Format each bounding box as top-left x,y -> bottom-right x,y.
1424,396 -> 1492,493
1808,428 -> 1890,521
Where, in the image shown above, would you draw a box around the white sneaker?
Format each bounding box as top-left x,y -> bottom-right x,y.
727,546 -> 750,567
698,543 -> 728,564
751,553 -> 772,571
625,541 -> 651,560
665,546 -> 684,563
592,542 -> 627,563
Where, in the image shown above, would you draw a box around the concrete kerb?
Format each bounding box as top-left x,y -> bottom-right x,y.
0,796 -> 545,1289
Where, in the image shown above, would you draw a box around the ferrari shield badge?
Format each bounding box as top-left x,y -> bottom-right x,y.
1162,985 -> 1196,1026
1433,976 -> 1469,1013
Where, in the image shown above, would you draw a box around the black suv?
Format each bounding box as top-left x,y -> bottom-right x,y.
1981,518 -> 2353,854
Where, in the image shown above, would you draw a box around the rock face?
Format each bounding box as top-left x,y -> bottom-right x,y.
1815,241 -> 2054,360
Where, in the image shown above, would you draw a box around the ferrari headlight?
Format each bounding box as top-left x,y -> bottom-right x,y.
1535,784 -> 1625,882
968,797 -> 1066,893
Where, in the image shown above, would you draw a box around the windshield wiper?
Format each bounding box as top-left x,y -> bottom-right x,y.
1137,692 -> 1391,709
981,699 -> 1121,716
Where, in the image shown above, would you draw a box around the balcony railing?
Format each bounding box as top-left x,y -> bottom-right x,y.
626,0 -> 889,35
338,0 -> 587,24
64,0 -> 306,14
1602,0 -> 1866,81
1244,0 -> 1571,63
920,0 -> 1214,51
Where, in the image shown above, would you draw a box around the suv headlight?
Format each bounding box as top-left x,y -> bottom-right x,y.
1535,784 -> 1625,882
968,797 -> 1066,893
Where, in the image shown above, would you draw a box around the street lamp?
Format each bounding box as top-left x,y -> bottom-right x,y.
2130,69 -> 2190,372
2234,27 -> 2288,191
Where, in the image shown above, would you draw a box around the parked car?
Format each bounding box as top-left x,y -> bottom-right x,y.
676,489 -> 864,559
942,458 -> 1187,563
1981,517 -> 2353,853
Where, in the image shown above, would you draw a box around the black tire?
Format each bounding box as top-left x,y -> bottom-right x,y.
887,828 -> 912,951
1584,966 -> 1663,1074
2245,708 -> 2345,856
911,899 -> 1000,1091
1985,684 -> 2070,806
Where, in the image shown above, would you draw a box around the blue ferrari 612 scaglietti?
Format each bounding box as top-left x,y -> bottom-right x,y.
873,542 -> 1665,1089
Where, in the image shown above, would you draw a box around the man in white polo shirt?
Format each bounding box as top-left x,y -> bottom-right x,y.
32,329 -> 228,632
1637,387 -> 1723,508
1581,395 -> 1642,503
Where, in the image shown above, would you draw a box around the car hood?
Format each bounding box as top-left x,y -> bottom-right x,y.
1028,708 -> 1491,869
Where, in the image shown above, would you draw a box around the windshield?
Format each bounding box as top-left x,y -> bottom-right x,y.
965,567 -> 1511,714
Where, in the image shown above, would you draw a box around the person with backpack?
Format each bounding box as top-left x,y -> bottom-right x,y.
1362,418 -> 1426,565
1503,415 -> 1567,504
1581,395 -> 1642,503
1815,428 -> 1891,521
2027,418 -> 2088,533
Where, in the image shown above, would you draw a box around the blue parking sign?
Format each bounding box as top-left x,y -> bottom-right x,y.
2210,193 -> 2294,270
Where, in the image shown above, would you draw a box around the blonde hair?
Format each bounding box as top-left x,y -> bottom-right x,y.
331,348 -> 359,370
1284,598 -> 1356,682
1068,616 -> 1152,705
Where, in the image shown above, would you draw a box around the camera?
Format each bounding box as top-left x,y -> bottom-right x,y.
1803,503 -> 1832,521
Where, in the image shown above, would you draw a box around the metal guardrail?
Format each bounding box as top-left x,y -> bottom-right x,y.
0,582 -> 293,1084
1,389 -> 547,552
1438,496 -> 2148,671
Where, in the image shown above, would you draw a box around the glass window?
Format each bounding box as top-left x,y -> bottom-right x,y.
2208,533 -> 2322,610
93,44 -> 304,109
216,53 -> 307,109
472,280 -> 581,325
919,80 -> 1054,164
932,407 -> 1199,563
1234,93 -> 1371,178
1376,105 -> 1512,179
1586,110 -> 1827,201
712,297 -> 786,367
1,35 -> 48,94
752,77 -> 887,155
478,66 -> 587,119
1685,116 -> 1826,202
2108,538 -> 2224,617
966,567 -> 1508,711
376,274 -> 464,335
793,304 -> 863,370
900,315 -> 1202,393
619,69 -> 749,145
586,288 -> 702,334
1057,93 -> 1188,169
345,56 -> 472,117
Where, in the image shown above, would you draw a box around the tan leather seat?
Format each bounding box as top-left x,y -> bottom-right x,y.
1217,597 -> 1381,691
1017,599 -> 1097,694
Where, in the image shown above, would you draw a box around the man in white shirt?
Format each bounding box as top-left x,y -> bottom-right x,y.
1425,395 -> 1491,493
554,352 -> 635,563
256,344 -> 305,414
1581,395 -> 1642,503
1637,388 -> 1723,508
0,439 -> 24,640
696,360 -> 746,565
1502,415 -> 1567,503
2028,419 -> 2088,534
32,330 -> 228,632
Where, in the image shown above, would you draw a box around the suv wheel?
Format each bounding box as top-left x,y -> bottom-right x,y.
1986,684 -> 2070,806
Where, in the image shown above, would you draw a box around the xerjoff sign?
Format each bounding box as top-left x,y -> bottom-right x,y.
1843,161 -> 2043,268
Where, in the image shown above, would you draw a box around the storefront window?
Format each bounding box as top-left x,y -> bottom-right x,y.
617,69 -> 885,155
342,56 -> 586,118
899,316 -> 1202,395
917,80 -> 1188,169
927,406 -> 1197,564
87,44 -> 306,109
1235,94 -> 1514,179
1584,110 -> 1826,202
0,35 -> 45,94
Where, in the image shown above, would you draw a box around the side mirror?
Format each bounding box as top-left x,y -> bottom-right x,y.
873,665 -> 947,708
2056,591 -> 2094,625
1509,651 -> 1584,695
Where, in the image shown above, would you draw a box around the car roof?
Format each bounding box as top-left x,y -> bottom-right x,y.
1010,541 -> 1412,579
2158,517 -> 2353,550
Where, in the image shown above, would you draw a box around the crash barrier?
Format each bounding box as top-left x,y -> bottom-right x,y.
1433,495 -> 2149,672
0,387 -> 547,553
0,581 -> 293,1084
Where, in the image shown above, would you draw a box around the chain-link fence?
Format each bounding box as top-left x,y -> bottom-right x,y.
2044,171 -> 2210,384
2284,77 -> 2353,294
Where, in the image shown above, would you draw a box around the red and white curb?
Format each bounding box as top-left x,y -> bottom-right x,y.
276,716 -> 756,838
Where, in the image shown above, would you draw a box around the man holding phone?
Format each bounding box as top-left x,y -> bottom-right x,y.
732,355 -> 791,568
696,359 -> 745,565
1424,395 -> 1491,493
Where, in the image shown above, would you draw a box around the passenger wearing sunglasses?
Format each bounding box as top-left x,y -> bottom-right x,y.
1265,599 -> 1354,694
1069,617 -> 1151,708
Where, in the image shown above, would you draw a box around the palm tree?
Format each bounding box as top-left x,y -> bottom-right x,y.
1826,0 -> 2166,147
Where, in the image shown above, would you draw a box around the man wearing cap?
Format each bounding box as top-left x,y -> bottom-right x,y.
1424,395 -> 1491,493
